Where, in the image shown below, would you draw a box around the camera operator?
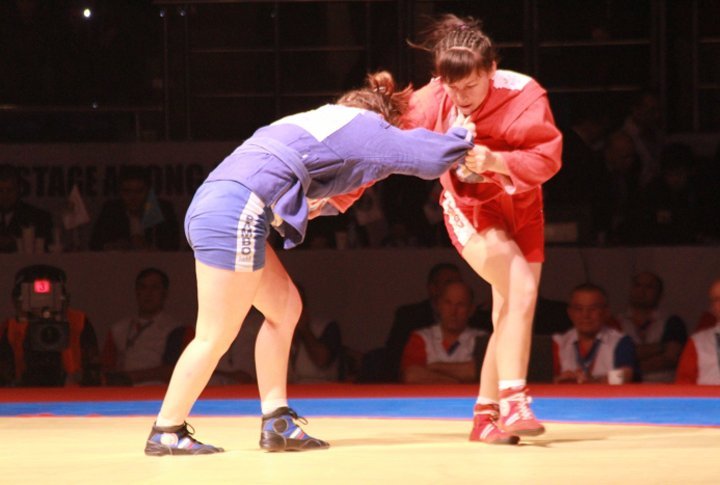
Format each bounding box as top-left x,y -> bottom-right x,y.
0,265 -> 100,387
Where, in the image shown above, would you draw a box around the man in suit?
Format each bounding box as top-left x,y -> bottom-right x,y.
90,165 -> 179,251
0,164 -> 53,253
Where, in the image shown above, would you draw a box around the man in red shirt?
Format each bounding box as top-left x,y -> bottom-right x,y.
401,281 -> 486,384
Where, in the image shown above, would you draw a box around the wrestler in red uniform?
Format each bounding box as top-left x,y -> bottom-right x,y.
403,15 -> 562,445
405,71 -> 561,262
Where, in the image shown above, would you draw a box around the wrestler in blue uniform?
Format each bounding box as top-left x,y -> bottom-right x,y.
186,104 -> 473,271
146,73 -> 476,457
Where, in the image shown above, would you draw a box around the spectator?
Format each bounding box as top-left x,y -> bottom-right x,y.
544,102 -> 608,244
381,220 -> 420,248
634,143 -> 700,245
351,185 -> 388,247
595,131 -> 642,244
209,307 -> 264,385
422,181 -> 452,247
553,283 -> 638,384
102,268 -> 190,386
382,263 -> 491,382
676,278 -> 720,385
401,281 -> 486,384
0,164 -> 54,253
289,287 -> 343,383
621,91 -> 663,187
90,165 -> 179,251
0,264 -> 100,386
379,175 -> 432,247
616,271 -> 687,382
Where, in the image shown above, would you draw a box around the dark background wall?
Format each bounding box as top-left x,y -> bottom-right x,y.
1,0 -> 718,143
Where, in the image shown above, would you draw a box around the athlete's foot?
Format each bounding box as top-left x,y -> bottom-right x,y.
145,422 -> 224,456
259,407 -> 330,452
498,386 -> 545,437
469,403 -> 520,445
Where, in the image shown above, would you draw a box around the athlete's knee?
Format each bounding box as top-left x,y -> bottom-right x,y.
512,278 -> 539,312
189,332 -> 235,360
265,282 -> 302,328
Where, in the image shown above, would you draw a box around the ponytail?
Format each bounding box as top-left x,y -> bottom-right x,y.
337,71 -> 412,127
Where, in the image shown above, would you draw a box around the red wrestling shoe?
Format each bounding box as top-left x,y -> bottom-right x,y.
469,404 -> 519,445
498,386 -> 545,436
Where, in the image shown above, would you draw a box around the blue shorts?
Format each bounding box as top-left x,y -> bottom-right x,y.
184,180 -> 272,272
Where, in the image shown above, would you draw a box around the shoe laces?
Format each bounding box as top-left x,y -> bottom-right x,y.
474,404 -> 500,421
285,408 -> 309,426
179,422 -> 207,444
510,393 -> 534,420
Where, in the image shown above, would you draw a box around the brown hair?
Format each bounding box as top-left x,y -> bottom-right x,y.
336,71 -> 412,127
410,14 -> 498,83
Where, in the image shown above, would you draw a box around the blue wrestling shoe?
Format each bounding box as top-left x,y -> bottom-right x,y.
144,422 -> 224,456
259,407 -> 330,452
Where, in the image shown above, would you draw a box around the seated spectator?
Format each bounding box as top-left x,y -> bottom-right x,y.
400,281 -> 487,384
209,307 -> 264,385
0,265 -> 100,386
676,278 -> 720,385
90,165 -> 179,251
422,181 -> 451,247
594,131 -> 642,244
381,263 -> 491,382
0,164 -> 53,253
381,221 -> 420,248
379,175 -> 432,247
553,283 -> 638,384
543,103 -> 608,244
621,91 -> 662,187
102,268 -> 190,386
616,271 -> 687,382
633,143 -> 700,245
290,286 -> 343,383
352,185 -> 388,247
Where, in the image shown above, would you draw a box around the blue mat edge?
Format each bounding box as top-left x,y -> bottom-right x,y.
0,396 -> 718,427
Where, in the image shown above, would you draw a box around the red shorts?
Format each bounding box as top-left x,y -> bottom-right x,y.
441,189 -> 545,263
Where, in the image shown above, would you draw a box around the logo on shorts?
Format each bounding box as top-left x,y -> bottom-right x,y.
442,192 -> 475,246
240,215 -> 254,256
442,193 -> 464,229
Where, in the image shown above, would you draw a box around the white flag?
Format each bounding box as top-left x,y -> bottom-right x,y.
62,184 -> 91,230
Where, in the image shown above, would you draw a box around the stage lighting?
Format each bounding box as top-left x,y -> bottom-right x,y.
83,8 -> 92,19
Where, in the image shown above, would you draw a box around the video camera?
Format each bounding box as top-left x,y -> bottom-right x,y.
13,265 -> 69,352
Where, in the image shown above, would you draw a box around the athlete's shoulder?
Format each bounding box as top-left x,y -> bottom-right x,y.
405,78 -> 446,129
269,104 -> 368,141
492,70 -> 536,91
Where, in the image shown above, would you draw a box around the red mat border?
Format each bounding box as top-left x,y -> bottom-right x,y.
1,384 -> 718,403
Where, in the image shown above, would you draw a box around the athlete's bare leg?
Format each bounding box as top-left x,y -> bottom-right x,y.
461,227 -> 542,401
251,244 -> 303,407
156,260 -> 263,427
